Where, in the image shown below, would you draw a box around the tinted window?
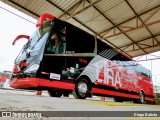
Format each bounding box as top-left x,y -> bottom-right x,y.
97,40 -> 109,53
122,60 -> 136,71
46,26 -> 66,54
65,23 -> 95,53
134,65 -> 152,78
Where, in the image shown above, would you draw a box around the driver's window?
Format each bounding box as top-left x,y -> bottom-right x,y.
47,27 -> 66,54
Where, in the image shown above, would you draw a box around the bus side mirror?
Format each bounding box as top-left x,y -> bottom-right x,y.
12,35 -> 30,45
36,13 -> 55,27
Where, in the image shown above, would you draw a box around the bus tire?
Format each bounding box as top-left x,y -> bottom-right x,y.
48,89 -> 63,97
138,91 -> 145,104
134,91 -> 145,104
72,78 -> 90,99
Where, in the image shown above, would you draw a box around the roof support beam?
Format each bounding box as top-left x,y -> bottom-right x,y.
103,19 -> 160,39
46,0 -> 97,34
122,43 -> 154,51
141,6 -> 160,25
86,0 -> 147,55
137,43 -> 153,47
125,45 -> 160,52
7,0 -> 39,18
136,57 -> 160,62
99,4 -> 160,35
58,0 -> 82,19
125,0 -> 160,46
60,0 -> 102,20
120,32 -> 160,49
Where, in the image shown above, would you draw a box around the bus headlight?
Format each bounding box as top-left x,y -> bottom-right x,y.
24,64 -> 39,73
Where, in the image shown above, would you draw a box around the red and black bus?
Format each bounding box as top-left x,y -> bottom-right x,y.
11,13 -> 154,103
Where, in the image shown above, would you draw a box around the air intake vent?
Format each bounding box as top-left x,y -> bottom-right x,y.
99,49 -> 118,59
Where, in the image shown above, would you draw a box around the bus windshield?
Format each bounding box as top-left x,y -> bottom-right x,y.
15,20 -> 52,63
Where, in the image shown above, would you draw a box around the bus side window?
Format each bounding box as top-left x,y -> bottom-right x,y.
134,65 -> 152,78
55,40 -> 66,54
55,27 -> 66,54
122,61 -> 136,71
47,27 -> 66,54
47,33 -> 58,53
113,60 -> 123,66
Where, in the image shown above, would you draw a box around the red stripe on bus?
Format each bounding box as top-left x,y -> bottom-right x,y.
92,88 -> 139,99
145,97 -> 154,101
11,78 -> 153,101
39,79 -> 75,90
10,78 -> 75,90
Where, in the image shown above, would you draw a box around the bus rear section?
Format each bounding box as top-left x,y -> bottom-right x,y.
10,13 -> 154,103
80,54 -> 154,103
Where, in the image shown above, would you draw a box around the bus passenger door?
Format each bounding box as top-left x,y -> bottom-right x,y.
41,27 -> 67,80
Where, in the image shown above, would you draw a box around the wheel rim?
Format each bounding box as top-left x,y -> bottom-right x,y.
78,81 -> 88,96
140,92 -> 144,103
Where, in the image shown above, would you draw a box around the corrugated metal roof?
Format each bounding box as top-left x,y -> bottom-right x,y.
129,0 -> 160,14
127,28 -> 151,41
67,18 -> 95,35
96,0 -> 124,13
145,46 -> 160,53
128,50 -> 145,57
51,0 -> 78,11
75,7 -> 113,33
139,38 -> 155,46
100,1 -> 135,24
123,44 -> 139,51
155,36 -> 160,42
148,24 -> 160,35
2,0 -> 160,58
107,4 -> 135,24
108,36 -> 132,47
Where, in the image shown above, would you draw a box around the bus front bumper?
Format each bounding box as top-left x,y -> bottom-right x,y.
10,78 -> 75,90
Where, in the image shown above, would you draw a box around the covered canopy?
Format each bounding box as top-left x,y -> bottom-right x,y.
2,0 -> 160,58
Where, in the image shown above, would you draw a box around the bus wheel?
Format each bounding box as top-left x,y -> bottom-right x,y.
72,78 -> 90,99
48,89 -> 63,97
139,91 -> 145,104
